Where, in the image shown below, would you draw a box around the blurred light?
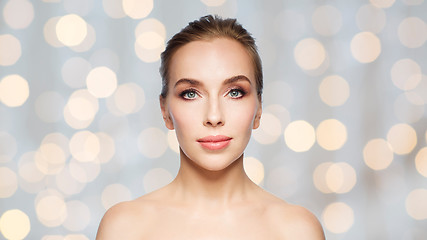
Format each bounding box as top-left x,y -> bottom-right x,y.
356,4 -> 386,33
326,162 -> 357,194
122,0 -> 153,19
55,167 -> 86,195
404,91 -> 425,106
319,75 -> 350,107
387,123 -> 417,155
96,132 -> 116,163
390,58 -> 422,90
70,24 -> 96,52
3,0 -> 34,29
135,32 -> 165,63
36,194 -> 67,227
406,188 -> 427,220
137,128 -> 168,158
415,147 -> 427,177
143,168 -> 173,193
35,143 -> 66,175
167,130 -> 180,154
265,105 -> 291,128
63,201 -> 91,231
135,18 -> 167,39
253,113 -> 282,145
0,131 -> 17,163
86,66 -> 117,98
0,209 -> 31,240
402,0 -> 424,5
276,10 -> 306,41
69,158 -> 100,183
322,202 -> 354,233
284,120 -> 315,152
62,57 -> 92,89
63,0 -> 93,16
103,0 -> 126,19
201,0 -> 226,7
56,14 -> 88,47
316,119 -> 347,151
35,91 -> 65,123
0,167 -> 18,198
398,17 -> 427,48
42,133 -> 70,158
294,38 -> 326,70
64,89 -> 99,129
394,93 -> 424,123
363,138 -> 393,170
243,157 -> 264,185
42,236 -> 63,240
0,74 -> 29,107
312,5 -> 342,36
263,81 -> 293,108
101,184 -> 132,210
350,31 -> 381,63
89,48 -> 120,72
44,17 -> 64,48
64,235 -> 89,240
107,83 -> 145,115
313,162 -> 334,193
370,0 -> 395,8
69,131 -> 100,163
18,151 -> 45,184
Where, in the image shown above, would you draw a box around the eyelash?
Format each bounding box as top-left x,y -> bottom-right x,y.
179,87 -> 247,100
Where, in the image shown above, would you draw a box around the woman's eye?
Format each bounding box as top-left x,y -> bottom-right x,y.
228,89 -> 244,98
182,90 -> 198,99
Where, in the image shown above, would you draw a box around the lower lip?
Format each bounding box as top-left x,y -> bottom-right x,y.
198,140 -> 231,150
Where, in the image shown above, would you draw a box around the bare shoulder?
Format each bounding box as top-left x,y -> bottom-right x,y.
263,195 -> 325,240
95,195 -> 158,240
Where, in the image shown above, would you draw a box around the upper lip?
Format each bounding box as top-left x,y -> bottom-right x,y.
197,135 -> 232,142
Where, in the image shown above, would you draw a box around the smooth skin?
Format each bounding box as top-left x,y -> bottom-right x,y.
96,38 -> 325,239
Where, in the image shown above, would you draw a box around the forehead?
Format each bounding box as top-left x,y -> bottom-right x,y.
168,38 -> 255,84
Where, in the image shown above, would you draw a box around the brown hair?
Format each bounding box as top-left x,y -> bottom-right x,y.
159,15 -> 263,99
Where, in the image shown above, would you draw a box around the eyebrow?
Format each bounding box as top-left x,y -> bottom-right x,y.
174,75 -> 252,89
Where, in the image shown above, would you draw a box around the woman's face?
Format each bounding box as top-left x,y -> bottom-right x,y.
161,38 -> 262,171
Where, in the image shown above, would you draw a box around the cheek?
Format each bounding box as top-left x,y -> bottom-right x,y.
169,103 -> 198,133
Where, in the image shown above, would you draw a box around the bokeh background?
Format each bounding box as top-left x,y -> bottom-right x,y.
1,0 -> 427,239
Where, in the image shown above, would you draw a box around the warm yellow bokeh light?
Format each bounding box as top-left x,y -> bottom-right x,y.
36,195 -> 67,227
370,0 -> 396,8
18,151 -> 45,184
35,143 -> 67,175
44,17 -> 64,47
86,66 -> 118,98
316,119 -> 347,151
0,209 -> 31,240
313,162 -> 334,194
0,167 -> 18,198
122,0 -> 153,19
0,74 -> 29,107
201,0 -> 226,6
284,120 -> 316,152
110,83 -> 145,115
294,38 -> 326,70
390,58 -> 422,91
312,5 -> 342,36
351,31 -> 381,63
69,131 -> 100,163
244,157 -> 265,185
96,132 -> 116,163
415,147 -> 427,177
56,14 -> 88,47
406,188 -> 427,220
253,113 -> 282,144
137,128 -> 168,158
363,138 -> 394,170
135,18 -> 166,39
322,202 -> 354,233
398,17 -> 427,48
0,34 -> 22,66
326,162 -> 357,194
3,0 -> 34,29
356,4 -> 386,33
135,32 -> 165,63
319,75 -> 350,107
387,123 -> 417,155
70,24 -> 96,53
69,158 -> 100,183
101,184 -> 132,210
64,89 -> 99,129
143,168 -> 173,193
103,0 -> 126,19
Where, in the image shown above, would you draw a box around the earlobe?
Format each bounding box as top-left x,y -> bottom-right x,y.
160,96 -> 175,130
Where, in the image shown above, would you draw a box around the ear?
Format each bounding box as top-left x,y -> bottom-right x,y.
252,104 -> 262,129
160,96 -> 174,130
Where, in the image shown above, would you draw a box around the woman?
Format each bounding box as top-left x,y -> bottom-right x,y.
96,15 -> 325,239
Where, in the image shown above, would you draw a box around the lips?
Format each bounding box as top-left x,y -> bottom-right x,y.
197,135 -> 232,150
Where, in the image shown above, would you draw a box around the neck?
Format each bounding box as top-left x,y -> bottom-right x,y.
170,149 -> 255,207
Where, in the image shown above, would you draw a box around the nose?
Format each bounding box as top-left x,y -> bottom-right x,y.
204,97 -> 224,127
